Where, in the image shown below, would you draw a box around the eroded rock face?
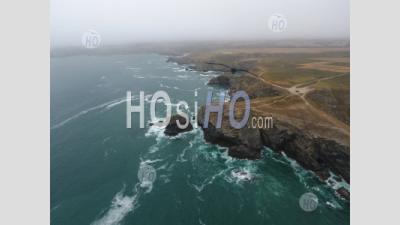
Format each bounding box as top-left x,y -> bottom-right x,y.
197,106 -> 262,160
337,187 -> 350,201
168,54 -> 350,199
208,74 -> 231,87
197,106 -> 350,183
229,145 -> 261,159
259,120 -> 350,183
164,115 -> 193,136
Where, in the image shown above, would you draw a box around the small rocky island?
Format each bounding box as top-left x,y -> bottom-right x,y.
164,115 -> 193,136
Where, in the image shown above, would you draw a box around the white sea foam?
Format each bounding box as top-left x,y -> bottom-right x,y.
144,122 -> 166,139
145,94 -> 152,102
199,219 -> 206,225
140,158 -> 164,165
159,83 -> 171,89
159,174 -> 171,184
51,94 -> 139,129
91,155 -> 165,225
51,97 -> 126,129
230,168 -> 254,182
172,67 -> 186,73
104,148 -> 116,158
177,74 -> 189,79
325,171 -> 350,192
192,170 -> 225,193
105,98 -> 128,110
139,180 -> 153,193
149,145 -> 159,153
280,151 -> 310,186
50,204 -> 61,212
132,75 -> 145,79
280,150 -> 350,204
91,187 -> 139,225
176,146 -> 189,162
199,73 -> 211,77
326,200 -> 343,210
126,67 -> 140,71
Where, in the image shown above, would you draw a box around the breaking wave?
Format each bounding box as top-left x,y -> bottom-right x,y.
51,97 -> 128,129
91,185 -> 140,225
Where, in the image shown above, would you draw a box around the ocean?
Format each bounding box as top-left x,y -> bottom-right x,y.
50,53 -> 349,225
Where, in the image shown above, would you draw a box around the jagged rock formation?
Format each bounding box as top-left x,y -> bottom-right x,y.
164,115 -> 193,136
337,187 -> 350,200
197,106 -> 262,160
169,53 -> 350,199
208,74 -> 231,87
259,120 -> 350,183
197,105 -> 349,183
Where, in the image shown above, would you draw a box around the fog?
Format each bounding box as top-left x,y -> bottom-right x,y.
51,0 -> 349,47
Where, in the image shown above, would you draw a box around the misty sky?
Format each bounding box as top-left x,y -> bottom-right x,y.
51,0 -> 349,47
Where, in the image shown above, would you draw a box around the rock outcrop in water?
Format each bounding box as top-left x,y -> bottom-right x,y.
164,115 -> 193,136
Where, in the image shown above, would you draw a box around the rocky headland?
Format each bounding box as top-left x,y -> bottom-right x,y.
168,48 -> 350,199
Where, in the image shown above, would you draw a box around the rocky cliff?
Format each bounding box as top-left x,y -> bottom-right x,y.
197,105 -> 350,183
169,54 -> 350,199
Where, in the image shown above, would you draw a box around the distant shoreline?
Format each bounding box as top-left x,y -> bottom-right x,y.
50,39 -> 350,58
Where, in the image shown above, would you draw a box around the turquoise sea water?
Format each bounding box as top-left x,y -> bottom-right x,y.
51,54 -> 349,225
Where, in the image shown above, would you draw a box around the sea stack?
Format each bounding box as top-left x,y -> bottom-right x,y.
164,115 -> 193,136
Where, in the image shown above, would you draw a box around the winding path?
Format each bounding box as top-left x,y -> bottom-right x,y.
236,66 -> 349,135
206,62 -> 349,135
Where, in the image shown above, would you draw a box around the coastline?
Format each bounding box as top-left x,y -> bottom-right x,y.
167,54 -> 350,200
